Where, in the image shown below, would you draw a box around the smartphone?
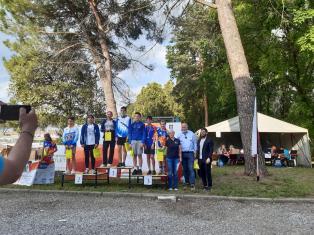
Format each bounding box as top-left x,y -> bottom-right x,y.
0,105 -> 32,121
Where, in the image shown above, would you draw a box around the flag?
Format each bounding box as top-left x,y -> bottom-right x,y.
251,97 -> 258,156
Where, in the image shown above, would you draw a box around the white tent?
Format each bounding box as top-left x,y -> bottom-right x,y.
205,113 -> 312,167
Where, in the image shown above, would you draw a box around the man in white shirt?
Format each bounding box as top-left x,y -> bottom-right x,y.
177,123 -> 197,190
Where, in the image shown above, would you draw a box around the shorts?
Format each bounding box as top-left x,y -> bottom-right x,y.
144,145 -> 155,155
117,137 -> 127,145
131,140 -> 143,156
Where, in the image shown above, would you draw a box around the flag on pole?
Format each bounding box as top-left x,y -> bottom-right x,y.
251,97 -> 258,156
251,97 -> 259,181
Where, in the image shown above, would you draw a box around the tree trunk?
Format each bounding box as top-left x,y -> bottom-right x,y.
215,0 -> 267,176
88,0 -> 118,117
203,93 -> 209,127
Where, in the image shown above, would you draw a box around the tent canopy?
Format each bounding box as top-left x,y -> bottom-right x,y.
204,113 -> 311,167
206,113 -> 308,134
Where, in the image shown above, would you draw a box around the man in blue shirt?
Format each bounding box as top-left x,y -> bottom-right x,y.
116,106 -> 132,167
177,123 -> 197,190
144,116 -> 157,175
129,112 -> 145,175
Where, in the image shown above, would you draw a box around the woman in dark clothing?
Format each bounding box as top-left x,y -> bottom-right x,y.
197,128 -> 214,191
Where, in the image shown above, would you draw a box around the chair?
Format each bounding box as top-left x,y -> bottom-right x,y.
288,150 -> 297,167
229,154 -> 237,165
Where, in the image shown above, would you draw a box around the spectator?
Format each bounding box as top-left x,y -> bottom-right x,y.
217,144 -> 229,165
0,104 -> 38,185
279,147 -> 291,167
270,145 -> 278,165
42,133 -> 57,164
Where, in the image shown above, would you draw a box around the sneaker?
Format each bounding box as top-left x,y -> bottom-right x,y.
107,164 -> 111,168
122,162 -> 126,167
152,170 -> 157,175
137,169 -> 142,175
99,164 -> 106,168
158,171 -> 163,175
71,170 -> 76,175
168,188 -> 173,191
190,185 -> 196,191
90,169 -> 96,174
174,188 -> 178,191
147,170 -> 152,175
117,163 -> 123,167
64,170 -> 70,175
132,169 -> 138,175
84,168 -> 89,174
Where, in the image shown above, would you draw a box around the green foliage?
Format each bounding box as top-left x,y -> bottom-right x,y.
234,0 -> 314,144
0,0 -> 162,127
166,5 -> 237,131
127,81 -> 184,120
2,36 -> 106,128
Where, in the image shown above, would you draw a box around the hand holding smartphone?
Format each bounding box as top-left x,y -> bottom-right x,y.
0,105 -> 32,121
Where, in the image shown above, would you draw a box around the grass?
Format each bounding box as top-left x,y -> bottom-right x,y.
2,166 -> 314,198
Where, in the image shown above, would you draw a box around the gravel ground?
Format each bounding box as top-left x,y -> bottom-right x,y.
0,191 -> 314,235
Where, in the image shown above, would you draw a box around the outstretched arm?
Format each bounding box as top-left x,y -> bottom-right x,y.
0,108 -> 38,185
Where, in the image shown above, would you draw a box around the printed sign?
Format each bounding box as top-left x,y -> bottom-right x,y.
109,168 -> 118,178
33,163 -> 55,184
75,173 -> 83,184
144,175 -> 153,186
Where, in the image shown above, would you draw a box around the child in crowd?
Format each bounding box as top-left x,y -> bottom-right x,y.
42,133 -> 57,164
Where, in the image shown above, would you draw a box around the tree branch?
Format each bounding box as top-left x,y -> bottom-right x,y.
194,0 -> 217,8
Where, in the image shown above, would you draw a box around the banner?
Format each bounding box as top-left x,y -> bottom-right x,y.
33,162 -> 55,184
14,161 -> 40,186
14,161 -> 55,186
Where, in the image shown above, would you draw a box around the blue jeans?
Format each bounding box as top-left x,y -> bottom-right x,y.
166,158 -> 179,189
182,152 -> 195,185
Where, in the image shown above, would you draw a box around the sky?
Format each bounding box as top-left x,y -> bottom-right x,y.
0,32 -> 172,104
0,32 -> 12,102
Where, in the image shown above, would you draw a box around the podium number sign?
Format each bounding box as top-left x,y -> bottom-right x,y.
75,174 -> 83,184
109,168 -> 118,178
144,175 -> 152,186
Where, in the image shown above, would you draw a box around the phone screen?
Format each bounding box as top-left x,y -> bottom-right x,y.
0,105 -> 31,121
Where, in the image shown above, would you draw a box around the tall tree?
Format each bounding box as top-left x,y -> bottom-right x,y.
199,0 -> 267,175
167,5 -> 237,131
3,37 -> 106,128
0,0 -> 162,117
128,81 -> 184,120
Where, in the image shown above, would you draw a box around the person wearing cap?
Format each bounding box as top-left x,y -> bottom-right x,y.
80,114 -> 100,174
